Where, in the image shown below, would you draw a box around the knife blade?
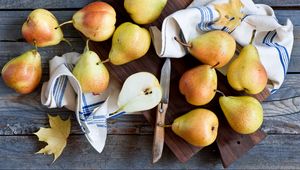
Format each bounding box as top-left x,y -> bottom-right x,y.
152,58 -> 171,163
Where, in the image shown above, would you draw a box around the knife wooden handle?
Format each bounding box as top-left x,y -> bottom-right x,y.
152,102 -> 168,163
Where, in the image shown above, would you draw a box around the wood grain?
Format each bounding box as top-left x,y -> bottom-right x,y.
0,135 -> 300,169
0,0 -> 299,9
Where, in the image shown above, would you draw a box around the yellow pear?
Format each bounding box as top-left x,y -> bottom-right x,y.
227,44 -> 268,94
73,41 -> 109,94
172,108 -> 219,147
219,95 -> 264,134
179,64 -> 217,106
1,50 -> 42,94
109,22 -> 151,65
124,0 -> 167,24
175,30 -> 236,68
22,9 -> 64,47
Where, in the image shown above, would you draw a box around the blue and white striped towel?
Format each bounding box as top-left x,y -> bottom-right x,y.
150,0 -> 294,94
41,52 -> 124,153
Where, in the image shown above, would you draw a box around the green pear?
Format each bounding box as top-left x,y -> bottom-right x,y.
109,22 -> 151,65
117,72 -> 162,113
124,0 -> 167,24
219,96 -> 264,134
22,9 -> 64,47
175,30 -> 236,68
179,64 -> 217,106
73,41 -> 109,94
227,44 -> 268,94
59,2 -> 116,42
1,50 -> 42,94
172,108 -> 219,147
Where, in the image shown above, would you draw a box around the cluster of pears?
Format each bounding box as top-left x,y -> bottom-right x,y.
2,0 -> 168,94
163,30 -> 267,147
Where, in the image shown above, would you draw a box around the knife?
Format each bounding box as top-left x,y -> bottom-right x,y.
152,58 -> 171,163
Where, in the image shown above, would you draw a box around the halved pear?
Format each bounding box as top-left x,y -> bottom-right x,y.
117,72 -> 162,113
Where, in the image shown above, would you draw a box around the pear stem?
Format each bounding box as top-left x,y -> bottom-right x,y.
62,38 -> 73,49
215,89 -> 226,97
250,30 -> 256,45
157,124 -> 172,128
56,20 -> 73,29
108,107 -> 124,117
211,62 -> 220,69
84,39 -> 90,53
174,37 -> 192,48
33,40 -> 38,51
101,59 -> 110,64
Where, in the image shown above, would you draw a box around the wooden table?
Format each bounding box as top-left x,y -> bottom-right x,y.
1,0 -> 300,169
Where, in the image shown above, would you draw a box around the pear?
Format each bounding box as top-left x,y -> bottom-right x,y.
227,44 -> 268,94
219,95 -> 264,134
22,9 -> 65,47
117,72 -> 162,113
72,40 -> 110,94
109,22 -> 151,65
59,2 -> 116,42
175,30 -> 236,68
179,64 -> 217,106
1,50 -> 42,94
172,108 -> 219,147
124,0 -> 167,25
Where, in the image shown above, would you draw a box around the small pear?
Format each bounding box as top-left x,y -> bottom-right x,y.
227,44 -> 268,94
1,50 -> 42,94
219,95 -> 264,134
109,22 -> 151,65
175,30 -> 236,68
22,9 -> 64,47
172,108 -> 219,147
179,64 -> 217,106
124,0 -> 167,25
117,72 -> 162,113
60,2 -> 116,42
72,41 -> 109,94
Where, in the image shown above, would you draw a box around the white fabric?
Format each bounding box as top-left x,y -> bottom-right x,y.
41,52 -> 123,153
150,0 -> 294,93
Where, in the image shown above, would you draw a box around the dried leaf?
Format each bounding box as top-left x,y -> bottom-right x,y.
34,114 -> 71,162
214,0 -> 245,32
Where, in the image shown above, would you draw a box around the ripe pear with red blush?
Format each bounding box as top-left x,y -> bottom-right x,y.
179,64 -> 217,106
2,50 -> 42,94
175,30 -> 236,68
60,1 -> 116,42
172,108 -> 219,147
22,9 -> 65,47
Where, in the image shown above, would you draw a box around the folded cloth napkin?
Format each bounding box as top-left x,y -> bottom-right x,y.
150,0 -> 294,94
41,52 -> 123,153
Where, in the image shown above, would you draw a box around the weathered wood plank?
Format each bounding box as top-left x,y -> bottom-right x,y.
0,134 -> 299,169
0,9 -> 298,41
0,74 -> 300,135
0,0 -> 298,9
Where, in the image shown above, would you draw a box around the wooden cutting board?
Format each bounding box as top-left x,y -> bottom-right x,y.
88,0 -> 268,168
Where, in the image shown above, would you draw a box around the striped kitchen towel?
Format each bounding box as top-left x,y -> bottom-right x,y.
150,0 -> 294,94
41,52 -> 123,153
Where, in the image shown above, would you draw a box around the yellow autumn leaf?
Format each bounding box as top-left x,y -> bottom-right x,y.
34,114 -> 71,162
214,0 -> 245,32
